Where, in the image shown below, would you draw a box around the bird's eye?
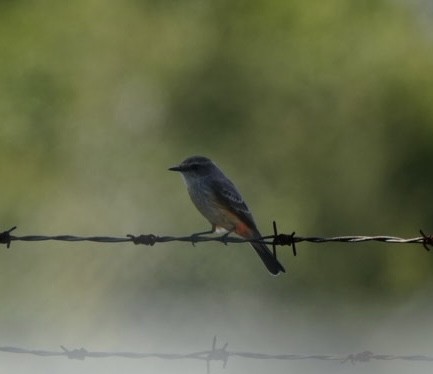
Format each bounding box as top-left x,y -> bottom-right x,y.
190,164 -> 199,171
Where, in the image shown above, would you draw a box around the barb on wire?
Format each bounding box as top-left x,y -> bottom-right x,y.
205,336 -> 229,374
0,223 -> 431,255
271,221 -> 297,256
127,234 -> 157,246
420,230 -> 433,251
60,346 -> 88,360
2,337 -> 433,373
342,350 -> 374,364
0,226 -> 16,249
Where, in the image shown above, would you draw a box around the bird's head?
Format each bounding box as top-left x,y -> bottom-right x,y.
169,156 -> 216,178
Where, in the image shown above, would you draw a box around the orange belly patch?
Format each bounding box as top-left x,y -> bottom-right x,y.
216,207 -> 254,238
235,221 -> 254,238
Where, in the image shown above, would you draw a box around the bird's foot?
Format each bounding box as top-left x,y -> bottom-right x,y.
191,228 -> 215,246
219,231 -> 234,246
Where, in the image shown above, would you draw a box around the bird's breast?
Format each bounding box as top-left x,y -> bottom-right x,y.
186,180 -> 234,229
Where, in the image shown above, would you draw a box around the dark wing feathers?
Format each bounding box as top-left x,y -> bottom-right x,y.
211,178 -> 258,233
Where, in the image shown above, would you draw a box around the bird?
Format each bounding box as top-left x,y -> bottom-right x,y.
169,156 -> 285,275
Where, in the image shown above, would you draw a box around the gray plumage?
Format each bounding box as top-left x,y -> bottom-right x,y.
169,156 -> 285,275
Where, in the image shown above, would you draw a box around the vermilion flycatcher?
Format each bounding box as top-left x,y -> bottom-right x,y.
169,156 -> 285,275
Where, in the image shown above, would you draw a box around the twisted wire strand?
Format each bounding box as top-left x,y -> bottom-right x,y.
1,337 -> 433,373
0,223 -> 431,253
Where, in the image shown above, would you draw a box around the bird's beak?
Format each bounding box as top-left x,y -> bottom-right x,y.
168,165 -> 182,172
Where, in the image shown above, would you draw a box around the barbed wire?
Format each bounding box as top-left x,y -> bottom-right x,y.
1,223 -> 432,373
1,336 -> 433,373
0,223 -> 432,259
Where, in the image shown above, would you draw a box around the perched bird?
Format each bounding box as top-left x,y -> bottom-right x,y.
169,156 -> 285,275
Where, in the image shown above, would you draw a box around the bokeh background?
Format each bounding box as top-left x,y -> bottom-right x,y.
1,0 -> 433,373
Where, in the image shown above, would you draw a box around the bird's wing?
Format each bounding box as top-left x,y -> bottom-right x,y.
211,178 -> 258,233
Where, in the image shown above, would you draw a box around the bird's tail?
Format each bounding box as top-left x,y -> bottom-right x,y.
250,238 -> 286,275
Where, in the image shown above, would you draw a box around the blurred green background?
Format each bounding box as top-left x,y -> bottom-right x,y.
1,0 -> 433,373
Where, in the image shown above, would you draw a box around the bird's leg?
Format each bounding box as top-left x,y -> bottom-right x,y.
191,225 -> 216,245
219,227 -> 235,246
192,225 -> 216,237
